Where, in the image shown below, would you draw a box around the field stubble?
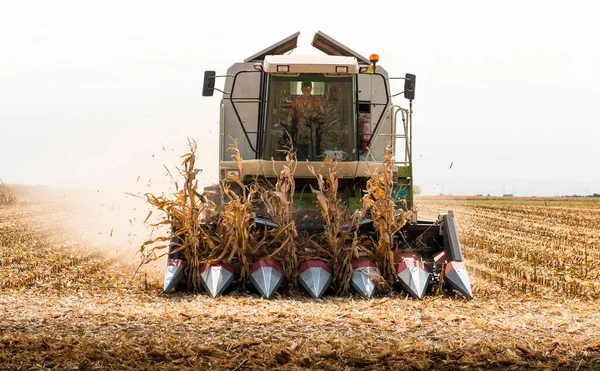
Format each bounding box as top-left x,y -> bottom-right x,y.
418,196 -> 600,298
0,191 -> 599,369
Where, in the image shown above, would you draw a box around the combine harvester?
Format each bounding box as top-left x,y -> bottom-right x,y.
164,32 -> 472,300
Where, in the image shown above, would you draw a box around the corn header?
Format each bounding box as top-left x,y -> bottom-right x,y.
163,31 -> 472,300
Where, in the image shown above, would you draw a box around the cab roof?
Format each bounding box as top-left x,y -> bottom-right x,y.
244,31 -> 370,65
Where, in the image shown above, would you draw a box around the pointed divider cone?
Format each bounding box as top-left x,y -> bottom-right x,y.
200,263 -> 235,297
444,261 -> 473,299
249,259 -> 284,299
164,258 -> 186,292
298,260 -> 332,298
395,252 -> 431,299
350,259 -> 379,299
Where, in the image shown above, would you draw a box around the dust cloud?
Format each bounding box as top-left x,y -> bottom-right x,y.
9,142 -> 218,282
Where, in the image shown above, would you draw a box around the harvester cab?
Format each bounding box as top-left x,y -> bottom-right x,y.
202,31 -> 415,211
164,31 -> 472,300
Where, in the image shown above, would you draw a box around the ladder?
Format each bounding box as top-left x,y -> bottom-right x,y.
384,105 -> 411,167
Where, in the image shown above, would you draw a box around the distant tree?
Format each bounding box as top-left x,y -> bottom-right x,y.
413,185 -> 422,195
0,180 -> 16,206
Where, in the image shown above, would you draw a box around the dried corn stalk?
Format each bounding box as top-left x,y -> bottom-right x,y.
257,145 -> 299,284
307,159 -> 370,294
361,143 -> 410,284
140,140 -> 217,292
204,141 -> 259,285
140,140 -> 414,294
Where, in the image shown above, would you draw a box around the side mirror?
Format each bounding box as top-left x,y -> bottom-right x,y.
202,71 -> 216,97
404,73 -> 416,100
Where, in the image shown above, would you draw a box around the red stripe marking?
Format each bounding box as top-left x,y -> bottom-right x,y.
299,260 -> 332,274
167,259 -> 186,268
351,258 -> 377,270
250,259 -> 283,274
394,252 -> 427,273
445,261 -> 465,274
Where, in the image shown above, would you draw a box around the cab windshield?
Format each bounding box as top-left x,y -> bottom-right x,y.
262,74 -> 356,161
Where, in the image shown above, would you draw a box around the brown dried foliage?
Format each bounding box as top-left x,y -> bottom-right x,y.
257,145 -> 299,283
141,140 -> 297,289
308,159 -> 368,294
140,141 -> 412,294
206,142 -> 259,284
361,144 -> 412,283
140,140 -> 215,292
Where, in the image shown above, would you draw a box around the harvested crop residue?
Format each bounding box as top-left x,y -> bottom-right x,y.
1,196 -> 600,370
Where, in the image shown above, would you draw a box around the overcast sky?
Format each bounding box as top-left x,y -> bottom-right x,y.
1,0 -> 599,196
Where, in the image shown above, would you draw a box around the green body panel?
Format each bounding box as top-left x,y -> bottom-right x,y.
392,185 -> 409,201
394,166 -> 413,209
394,176 -> 413,210
293,191 -> 318,209
292,186 -> 363,211
397,166 -> 411,178
347,187 -> 362,211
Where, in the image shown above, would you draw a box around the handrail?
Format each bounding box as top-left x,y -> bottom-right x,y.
389,105 -> 410,165
229,70 -> 262,153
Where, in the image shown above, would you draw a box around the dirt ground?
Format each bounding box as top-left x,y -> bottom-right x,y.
1,189 -> 599,370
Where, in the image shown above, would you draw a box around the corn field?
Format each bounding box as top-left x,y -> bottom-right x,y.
2,189 -> 600,368
418,197 -> 600,299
